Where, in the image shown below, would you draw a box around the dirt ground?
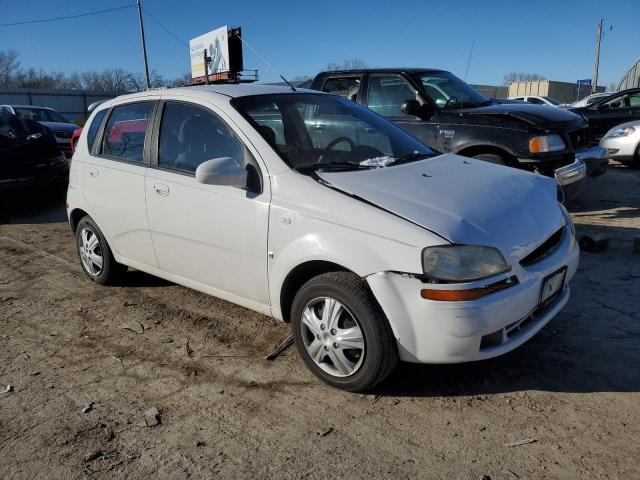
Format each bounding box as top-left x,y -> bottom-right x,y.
1,164 -> 639,480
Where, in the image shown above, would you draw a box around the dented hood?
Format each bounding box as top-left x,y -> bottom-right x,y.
316,154 -> 564,260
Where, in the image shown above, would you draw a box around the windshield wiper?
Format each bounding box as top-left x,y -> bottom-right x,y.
297,162 -> 375,172
391,152 -> 435,164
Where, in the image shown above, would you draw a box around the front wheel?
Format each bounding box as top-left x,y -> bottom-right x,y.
290,272 -> 398,392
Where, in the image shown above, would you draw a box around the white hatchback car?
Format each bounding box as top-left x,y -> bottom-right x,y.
67,85 -> 579,391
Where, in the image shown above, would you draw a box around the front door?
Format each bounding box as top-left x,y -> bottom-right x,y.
144,100 -> 270,307
586,90 -> 640,139
365,73 -> 440,150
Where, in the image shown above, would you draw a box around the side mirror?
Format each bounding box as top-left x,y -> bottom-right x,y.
195,157 -> 248,189
401,99 -> 434,120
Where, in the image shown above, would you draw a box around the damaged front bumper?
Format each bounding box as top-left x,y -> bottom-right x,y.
366,227 -> 579,364
575,145 -> 609,177
554,159 -> 587,201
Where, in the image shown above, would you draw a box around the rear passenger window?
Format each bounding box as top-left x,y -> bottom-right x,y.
158,102 -> 244,174
323,77 -> 362,101
86,109 -> 107,152
100,102 -> 152,163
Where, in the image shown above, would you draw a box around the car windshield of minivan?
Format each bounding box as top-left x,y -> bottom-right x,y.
232,93 -> 435,171
414,72 -> 491,109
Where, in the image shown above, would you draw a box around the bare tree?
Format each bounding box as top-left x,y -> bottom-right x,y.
503,72 -> 547,85
324,58 -> 368,71
0,49 -> 20,86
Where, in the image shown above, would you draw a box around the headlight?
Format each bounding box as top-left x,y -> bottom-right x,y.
422,245 -> 509,282
605,126 -> 635,138
529,134 -> 566,153
559,203 -> 576,247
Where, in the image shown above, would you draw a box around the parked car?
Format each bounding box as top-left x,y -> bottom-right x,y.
0,107 -> 67,193
569,88 -> 640,141
566,92 -> 612,109
510,95 -> 563,107
310,69 -> 608,200
1,105 -> 78,157
599,120 -> 640,167
67,85 -> 579,391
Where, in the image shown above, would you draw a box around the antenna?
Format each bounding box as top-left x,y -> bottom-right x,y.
237,34 -> 296,91
464,37 -> 476,81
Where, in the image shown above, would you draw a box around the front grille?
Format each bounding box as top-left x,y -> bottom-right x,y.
568,128 -> 590,150
520,227 -> 564,267
54,130 -> 73,139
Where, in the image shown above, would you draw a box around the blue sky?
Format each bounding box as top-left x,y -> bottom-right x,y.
1,0 -> 638,87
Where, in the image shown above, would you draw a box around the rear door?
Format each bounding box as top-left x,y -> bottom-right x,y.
82,101 -> 158,267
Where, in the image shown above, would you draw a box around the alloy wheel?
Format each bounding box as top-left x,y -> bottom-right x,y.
300,297 -> 365,377
79,227 -> 103,276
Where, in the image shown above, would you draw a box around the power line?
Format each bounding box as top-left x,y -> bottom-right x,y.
0,4 -> 135,28
141,6 -> 188,47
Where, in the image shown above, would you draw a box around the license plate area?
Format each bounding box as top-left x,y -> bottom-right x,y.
540,267 -> 567,307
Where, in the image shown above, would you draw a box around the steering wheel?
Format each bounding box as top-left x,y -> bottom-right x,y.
318,136 -> 356,163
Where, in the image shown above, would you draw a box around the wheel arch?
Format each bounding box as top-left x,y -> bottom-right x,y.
455,144 -> 518,165
279,260 -> 354,323
69,208 -> 90,232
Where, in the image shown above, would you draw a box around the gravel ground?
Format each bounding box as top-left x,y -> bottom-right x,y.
0,164 -> 639,479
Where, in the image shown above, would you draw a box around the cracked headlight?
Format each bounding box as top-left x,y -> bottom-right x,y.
422,245 -> 510,282
559,204 -> 576,247
605,126 -> 635,138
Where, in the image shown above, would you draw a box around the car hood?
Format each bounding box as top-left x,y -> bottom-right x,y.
316,154 -> 564,261
463,102 -> 586,128
40,121 -> 78,132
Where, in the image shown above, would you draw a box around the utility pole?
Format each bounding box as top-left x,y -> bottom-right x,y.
136,0 -> 151,90
592,18 -> 603,94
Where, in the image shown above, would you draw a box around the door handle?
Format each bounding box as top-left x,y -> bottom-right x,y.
153,183 -> 169,196
311,124 -> 325,131
88,167 -> 99,178
364,128 -> 378,134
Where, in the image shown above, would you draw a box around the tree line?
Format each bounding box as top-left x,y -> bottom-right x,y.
0,49 -> 190,93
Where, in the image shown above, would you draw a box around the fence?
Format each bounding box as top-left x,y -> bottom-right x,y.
470,84 -> 509,99
0,88 -> 119,124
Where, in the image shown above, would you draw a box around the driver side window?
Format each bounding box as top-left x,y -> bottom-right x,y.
158,102 -> 244,175
367,75 -> 417,116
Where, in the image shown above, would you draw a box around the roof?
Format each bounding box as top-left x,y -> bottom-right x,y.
176,83 -> 315,98
316,68 -> 448,76
3,104 -> 54,110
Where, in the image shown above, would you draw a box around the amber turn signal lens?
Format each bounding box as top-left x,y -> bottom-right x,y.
421,278 -> 517,301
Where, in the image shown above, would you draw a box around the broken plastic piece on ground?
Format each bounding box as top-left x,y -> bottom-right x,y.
2,385 -> 14,394
265,335 -> 294,361
579,234 -> 609,253
144,407 -> 160,427
82,401 -> 94,413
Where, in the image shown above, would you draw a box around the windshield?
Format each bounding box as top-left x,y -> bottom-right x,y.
414,71 -> 490,108
14,107 -> 70,124
542,96 -> 561,106
232,93 -> 435,171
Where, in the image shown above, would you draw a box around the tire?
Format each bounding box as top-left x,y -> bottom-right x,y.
290,271 -> 398,392
472,153 -> 507,165
75,216 -> 126,285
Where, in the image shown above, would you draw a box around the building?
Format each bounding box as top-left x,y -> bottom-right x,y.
508,80 -> 605,104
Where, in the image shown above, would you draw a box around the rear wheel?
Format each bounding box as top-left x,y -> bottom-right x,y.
75,216 -> 126,285
290,272 -> 397,392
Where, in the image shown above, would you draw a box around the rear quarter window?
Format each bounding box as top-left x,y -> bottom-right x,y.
86,109 -> 107,153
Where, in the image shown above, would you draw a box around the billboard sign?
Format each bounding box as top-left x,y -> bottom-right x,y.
190,26 -> 229,79
577,79 -> 592,85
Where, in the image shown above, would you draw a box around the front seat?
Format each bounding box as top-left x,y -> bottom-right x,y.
176,115 -> 220,172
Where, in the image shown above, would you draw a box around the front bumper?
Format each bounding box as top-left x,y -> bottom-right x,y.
575,146 -> 609,177
554,159 -> 587,201
367,228 -> 579,364
599,136 -> 639,163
